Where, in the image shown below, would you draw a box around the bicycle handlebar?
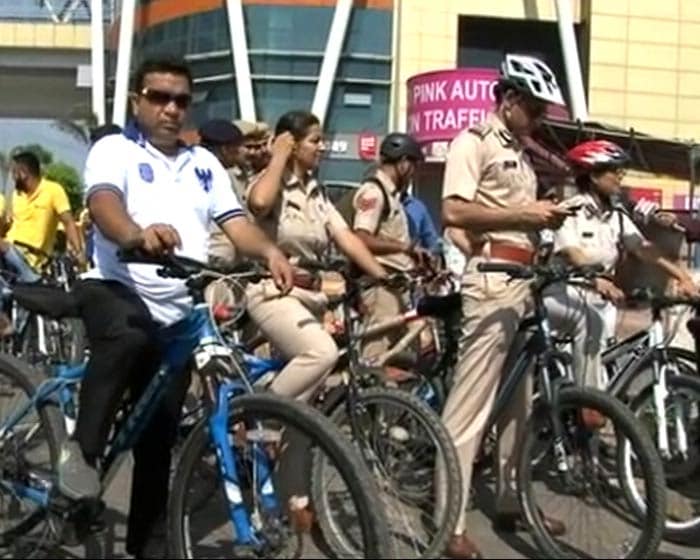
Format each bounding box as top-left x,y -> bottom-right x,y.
476,262 -> 604,283
626,288 -> 700,309
117,249 -> 269,283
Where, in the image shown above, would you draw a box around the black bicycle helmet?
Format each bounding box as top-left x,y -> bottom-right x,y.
379,133 -> 424,162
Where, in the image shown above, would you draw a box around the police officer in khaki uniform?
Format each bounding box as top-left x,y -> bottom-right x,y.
235,119 -> 272,175
546,140 -> 699,391
351,133 -> 430,361
198,119 -> 249,267
246,109 -> 387,402
440,54 -> 571,559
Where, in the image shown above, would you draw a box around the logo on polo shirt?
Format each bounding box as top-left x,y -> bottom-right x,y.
138,163 -> 154,183
195,167 -> 213,193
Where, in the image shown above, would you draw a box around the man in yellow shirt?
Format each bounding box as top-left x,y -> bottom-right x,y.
1,151 -> 84,278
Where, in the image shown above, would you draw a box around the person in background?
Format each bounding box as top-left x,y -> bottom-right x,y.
402,190 -> 441,253
350,133 -> 431,362
546,140 -> 698,399
198,119 -> 250,268
235,120 -> 272,175
1,151 -> 85,278
199,119 -> 248,203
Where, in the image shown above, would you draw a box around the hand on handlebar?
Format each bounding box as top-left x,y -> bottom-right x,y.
140,224 -> 182,256
675,277 -> 700,299
265,248 -> 294,295
593,277 -> 625,305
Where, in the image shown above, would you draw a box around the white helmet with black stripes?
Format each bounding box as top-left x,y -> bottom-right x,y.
498,54 -> 565,106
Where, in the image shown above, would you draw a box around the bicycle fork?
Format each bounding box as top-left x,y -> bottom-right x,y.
651,360 -> 689,460
207,379 -> 282,550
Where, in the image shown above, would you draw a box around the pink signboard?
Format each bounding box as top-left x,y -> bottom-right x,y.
406,68 -> 569,144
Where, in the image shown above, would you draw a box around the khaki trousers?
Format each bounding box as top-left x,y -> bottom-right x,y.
246,280 -> 338,402
442,257 -> 532,534
360,284 -> 408,361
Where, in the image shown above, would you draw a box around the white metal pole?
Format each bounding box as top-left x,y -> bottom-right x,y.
112,0 -> 136,127
554,0 -> 588,121
388,0 -> 402,131
311,0 -> 353,123
225,0 -> 256,121
90,0 -> 106,125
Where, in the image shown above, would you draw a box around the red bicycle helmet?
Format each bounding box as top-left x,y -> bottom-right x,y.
566,140 -> 629,171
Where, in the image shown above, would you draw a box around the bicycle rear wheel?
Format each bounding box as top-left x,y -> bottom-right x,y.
168,392 -> 394,559
518,386 -> 665,559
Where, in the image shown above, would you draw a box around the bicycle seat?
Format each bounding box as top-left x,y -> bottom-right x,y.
12,283 -> 80,319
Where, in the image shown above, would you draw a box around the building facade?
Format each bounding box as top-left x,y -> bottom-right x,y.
392,0 -> 700,210
129,0 -> 393,184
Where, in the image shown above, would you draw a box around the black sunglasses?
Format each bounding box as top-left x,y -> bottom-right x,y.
139,87 -> 192,109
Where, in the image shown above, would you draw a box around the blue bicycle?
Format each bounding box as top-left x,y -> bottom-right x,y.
0,251 -> 393,559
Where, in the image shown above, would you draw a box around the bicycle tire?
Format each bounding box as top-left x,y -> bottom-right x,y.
518,386 -> 665,559
0,353 -> 65,557
666,346 -> 697,376
622,373 -> 700,542
312,386 -> 462,559
168,392 -> 394,559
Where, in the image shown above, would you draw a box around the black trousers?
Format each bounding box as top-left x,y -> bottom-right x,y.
72,279 -> 190,554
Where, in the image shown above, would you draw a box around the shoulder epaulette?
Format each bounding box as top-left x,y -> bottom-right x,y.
467,123 -> 492,139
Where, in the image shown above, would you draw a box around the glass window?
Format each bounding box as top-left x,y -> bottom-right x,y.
252,81 -> 315,125
342,9 -> 392,55
319,159 -> 367,185
245,6 -> 333,52
337,59 -> 390,81
325,85 -> 389,134
250,55 -> 320,78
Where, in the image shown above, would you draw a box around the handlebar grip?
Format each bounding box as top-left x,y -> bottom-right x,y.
117,248 -> 164,266
295,257 -> 348,273
477,262 -> 531,278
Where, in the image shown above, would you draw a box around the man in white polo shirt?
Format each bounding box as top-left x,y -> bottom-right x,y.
57,57 -> 293,558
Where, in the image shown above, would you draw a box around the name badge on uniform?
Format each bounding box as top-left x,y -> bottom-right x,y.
582,231 -> 594,238
195,167 -> 213,193
138,163 -> 154,183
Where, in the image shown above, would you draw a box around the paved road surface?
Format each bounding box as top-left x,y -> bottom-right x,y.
55,454 -> 700,559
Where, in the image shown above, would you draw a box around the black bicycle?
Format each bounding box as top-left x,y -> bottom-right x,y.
475,260 -> 666,559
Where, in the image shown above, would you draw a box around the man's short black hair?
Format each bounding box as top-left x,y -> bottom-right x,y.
11,151 -> 41,177
132,57 -> 193,92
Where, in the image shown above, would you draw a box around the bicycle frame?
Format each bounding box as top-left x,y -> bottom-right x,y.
479,281 -> 576,480
603,305 -> 689,458
0,302 -> 285,548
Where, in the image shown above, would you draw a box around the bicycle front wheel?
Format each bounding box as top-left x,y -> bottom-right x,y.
312,386 -> 462,559
168,392 -> 394,559
518,386 -> 665,559
622,373 -> 700,542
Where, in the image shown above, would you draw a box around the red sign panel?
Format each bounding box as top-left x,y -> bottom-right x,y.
624,187 -> 663,206
358,131 -> 378,161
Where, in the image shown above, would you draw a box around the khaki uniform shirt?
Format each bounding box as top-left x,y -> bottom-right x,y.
249,171 -> 348,263
554,193 -> 646,274
442,112 -> 538,253
352,169 -> 414,272
208,165 -> 251,265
